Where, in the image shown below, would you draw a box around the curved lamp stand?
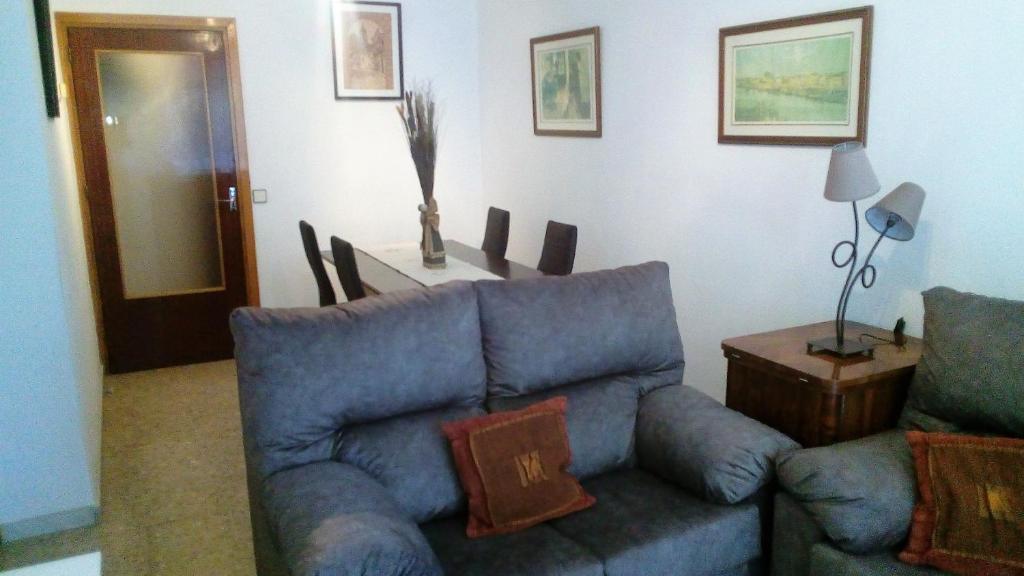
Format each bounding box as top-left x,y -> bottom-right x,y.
808,181 -> 926,358
807,202 -> 898,358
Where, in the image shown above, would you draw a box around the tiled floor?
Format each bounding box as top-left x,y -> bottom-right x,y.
0,361 -> 256,575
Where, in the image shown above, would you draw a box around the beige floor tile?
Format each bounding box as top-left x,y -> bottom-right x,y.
147,510 -> 254,576
1,360 -> 256,575
98,524 -> 153,575
102,363 -> 241,449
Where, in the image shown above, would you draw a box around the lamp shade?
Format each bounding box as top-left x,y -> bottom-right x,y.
866,182 -> 926,241
824,142 -> 880,202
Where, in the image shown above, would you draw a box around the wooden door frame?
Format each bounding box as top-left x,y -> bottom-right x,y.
55,12 -> 260,366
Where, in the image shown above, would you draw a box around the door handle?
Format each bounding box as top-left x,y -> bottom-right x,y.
217,186 -> 238,212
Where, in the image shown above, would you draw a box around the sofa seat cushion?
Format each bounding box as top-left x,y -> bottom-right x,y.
549,469 -> 761,576
420,517 -> 603,576
809,542 -> 950,576
336,405 -> 485,523
488,372 -> 679,480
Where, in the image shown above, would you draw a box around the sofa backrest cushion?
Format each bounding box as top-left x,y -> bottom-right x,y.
231,281 -> 487,478
487,370 -> 682,480
336,405 -> 485,523
899,287 -> 1024,437
475,261 -> 685,397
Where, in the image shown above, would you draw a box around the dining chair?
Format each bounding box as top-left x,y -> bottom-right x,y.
537,220 -> 578,276
481,206 -> 511,259
330,236 -> 367,302
299,220 -> 336,306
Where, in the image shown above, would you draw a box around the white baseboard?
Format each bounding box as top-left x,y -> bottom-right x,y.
0,552 -> 101,576
0,507 -> 98,543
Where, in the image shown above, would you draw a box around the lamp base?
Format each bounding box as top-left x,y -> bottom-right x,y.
806,337 -> 875,358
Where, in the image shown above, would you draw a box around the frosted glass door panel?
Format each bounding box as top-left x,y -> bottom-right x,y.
98,51 -> 224,298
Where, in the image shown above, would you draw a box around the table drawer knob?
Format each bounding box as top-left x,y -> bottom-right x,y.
798,377 -> 810,383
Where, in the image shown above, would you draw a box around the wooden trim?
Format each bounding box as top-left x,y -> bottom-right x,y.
55,12 -> 106,363
530,26 -> 602,138
55,12 -> 236,30
717,6 -> 873,146
55,11 -> 261,368
223,20 -> 261,306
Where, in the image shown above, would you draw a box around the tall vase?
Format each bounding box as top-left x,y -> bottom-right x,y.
419,197 -> 446,269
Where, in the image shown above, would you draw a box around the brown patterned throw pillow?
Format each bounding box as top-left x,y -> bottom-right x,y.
441,396 -> 595,538
901,431 -> 1024,575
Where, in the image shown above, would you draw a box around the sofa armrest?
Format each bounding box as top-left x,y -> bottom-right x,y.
261,461 -> 442,576
636,384 -> 800,504
776,430 -> 916,554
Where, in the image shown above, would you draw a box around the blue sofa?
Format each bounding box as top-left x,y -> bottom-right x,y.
771,287 -> 1024,576
231,262 -> 798,576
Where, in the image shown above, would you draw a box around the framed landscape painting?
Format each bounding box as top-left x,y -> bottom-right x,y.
331,1 -> 403,100
719,7 -> 873,146
531,27 -> 601,137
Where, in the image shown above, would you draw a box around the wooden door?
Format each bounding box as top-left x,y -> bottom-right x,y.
65,23 -> 252,373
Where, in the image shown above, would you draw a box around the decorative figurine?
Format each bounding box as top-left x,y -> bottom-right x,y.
419,197 -> 445,269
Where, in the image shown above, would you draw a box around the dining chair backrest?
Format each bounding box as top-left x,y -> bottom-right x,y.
481,206 -> 511,259
299,220 -> 337,306
330,236 -> 367,302
537,220 -> 578,276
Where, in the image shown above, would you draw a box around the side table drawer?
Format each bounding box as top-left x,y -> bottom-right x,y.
725,357 -> 828,447
725,355 -> 913,447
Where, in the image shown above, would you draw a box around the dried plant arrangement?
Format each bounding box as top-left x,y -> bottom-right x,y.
397,84 -> 445,268
397,85 -> 438,204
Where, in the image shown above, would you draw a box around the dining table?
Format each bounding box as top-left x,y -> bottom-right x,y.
321,239 -> 544,296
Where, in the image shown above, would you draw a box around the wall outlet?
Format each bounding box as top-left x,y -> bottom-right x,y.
252,188 -> 268,204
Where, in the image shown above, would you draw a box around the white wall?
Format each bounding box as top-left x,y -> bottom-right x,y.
51,0 -> 484,308
48,81 -> 104,513
0,0 -> 100,535
478,0 -> 1024,401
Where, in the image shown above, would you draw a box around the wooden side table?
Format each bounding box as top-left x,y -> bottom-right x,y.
722,321 -> 922,447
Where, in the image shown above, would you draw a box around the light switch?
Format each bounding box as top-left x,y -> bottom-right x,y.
252,188 -> 268,204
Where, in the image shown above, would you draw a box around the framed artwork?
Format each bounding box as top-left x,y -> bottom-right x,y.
531,27 -> 601,137
331,1 -> 404,100
719,6 -> 873,146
